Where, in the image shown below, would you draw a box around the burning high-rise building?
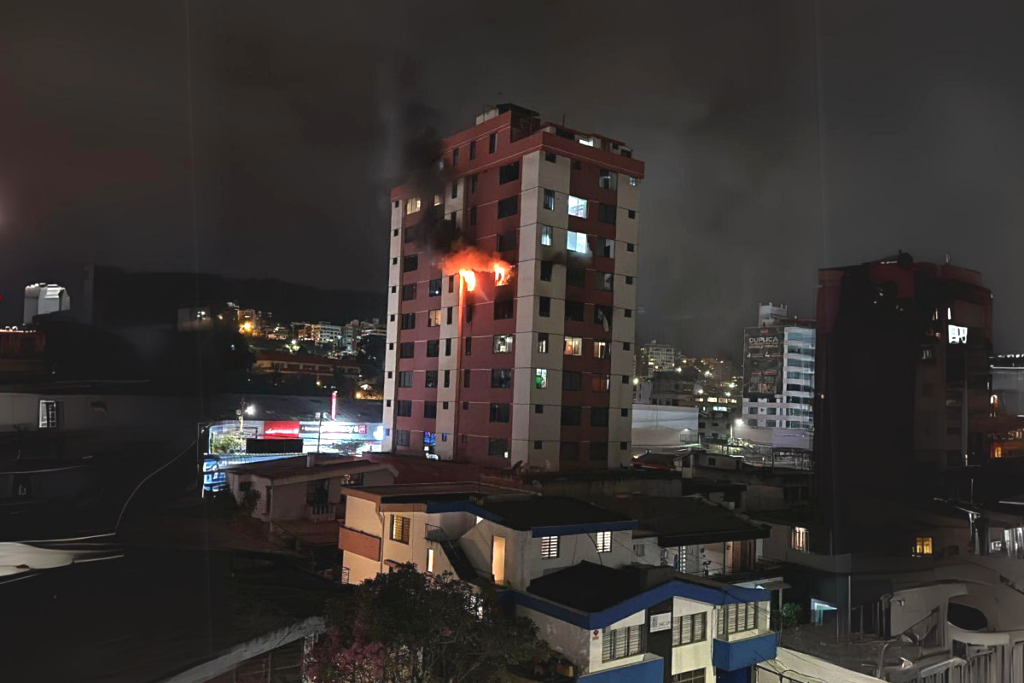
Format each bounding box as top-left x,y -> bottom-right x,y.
382,103 -> 644,471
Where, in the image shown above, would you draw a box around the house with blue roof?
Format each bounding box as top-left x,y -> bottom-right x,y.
337,482 -> 778,682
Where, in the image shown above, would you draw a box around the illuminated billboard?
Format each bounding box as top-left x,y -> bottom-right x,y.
743,326 -> 783,399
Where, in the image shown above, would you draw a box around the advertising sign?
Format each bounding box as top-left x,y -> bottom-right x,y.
649,613 -> 672,633
743,326 -> 784,398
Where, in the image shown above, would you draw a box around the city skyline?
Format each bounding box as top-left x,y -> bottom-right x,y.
4,1 -> 1024,358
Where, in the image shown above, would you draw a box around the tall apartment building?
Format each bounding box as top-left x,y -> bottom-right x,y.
814,253 -> 993,554
734,303 -> 816,451
382,104 -> 643,471
637,340 -> 675,377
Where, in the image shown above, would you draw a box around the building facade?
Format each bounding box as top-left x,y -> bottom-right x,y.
638,341 -> 677,378
813,254 -> 994,554
735,304 -> 815,452
382,104 -> 644,471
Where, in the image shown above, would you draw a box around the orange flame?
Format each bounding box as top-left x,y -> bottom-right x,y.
440,246 -> 513,293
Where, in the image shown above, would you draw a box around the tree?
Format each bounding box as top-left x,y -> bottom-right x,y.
306,564 -> 543,683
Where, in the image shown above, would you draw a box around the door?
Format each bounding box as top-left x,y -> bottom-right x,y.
492,535 -> 506,585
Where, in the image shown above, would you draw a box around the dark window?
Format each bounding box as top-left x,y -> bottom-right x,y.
625,309 -> 633,318
469,140 -> 477,160
396,400 -> 412,417
400,313 -> 416,329
543,189 -> 555,210
595,305 -> 613,327
621,408 -> 629,417
471,174 -> 478,193
470,205 -> 477,226
464,369 -> 472,387
535,404 -> 544,414
425,370 -> 438,388
597,273 -> 613,291
626,243 -> 635,252
399,342 -> 414,358
428,278 -> 442,296
447,307 -> 453,325
565,300 -> 584,322
451,181 -> 458,199
499,161 -> 521,184
465,304 -> 473,322
404,225 -> 418,242
494,300 -> 514,319
395,430 -> 410,447
424,401 -> 437,419
620,441 -> 628,450
591,374 -> 611,392
625,276 -> 634,285
544,151 -> 557,163
561,406 -> 581,426
497,196 -> 519,218
534,440 -> 543,449
497,231 -> 517,252
398,371 -> 413,388
452,148 -> 459,167
598,169 -> 616,189
488,132 -> 497,153
489,403 -> 510,423
621,375 -> 629,384
465,337 -> 473,355
566,266 -> 586,288
540,261 -> 553,281
403,255 -> 418,272
591,407 -> 609,426
402,283 -> 416,300
598,203 -> 617,224
571,159 -> 582,170
443,370 -> 450,387
563,371 -> 582,391
491,369 -> 512,388
560,441 -> 579,462
539,296 -> 551,317
462,402 -> 469,411
628,209 -> 636,219
590,442 -> 609,462
488,437 -> 509,457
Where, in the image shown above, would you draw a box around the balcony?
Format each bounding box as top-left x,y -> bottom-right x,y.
305,503 -> 339,521
712,631 -> 777,672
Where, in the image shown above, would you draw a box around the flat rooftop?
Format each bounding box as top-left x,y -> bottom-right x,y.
590,494 -> 769,545
224,455 -> 393,480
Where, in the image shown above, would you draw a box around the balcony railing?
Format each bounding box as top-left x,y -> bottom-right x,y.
306,503 -> 338,521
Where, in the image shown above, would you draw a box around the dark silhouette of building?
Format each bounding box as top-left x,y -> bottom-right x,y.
813,253 -> 993,554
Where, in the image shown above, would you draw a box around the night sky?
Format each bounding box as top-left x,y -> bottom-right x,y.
2,1 -> 1023,357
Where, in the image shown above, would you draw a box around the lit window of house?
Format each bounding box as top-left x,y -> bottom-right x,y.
492,334 -> 514,353
568,196 -> 588,219
535,368 -> 548,389
790,526 -> 808,552
390,515 -> 411,544
540,224 -> 553,246
540,536 -> 559,559
914,537 -> 933,557
426,548 -> 435,573
595,531 -> 612,553
564,336 -> 583,356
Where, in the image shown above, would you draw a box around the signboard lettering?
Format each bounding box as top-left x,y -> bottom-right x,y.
650,612 -> 672,633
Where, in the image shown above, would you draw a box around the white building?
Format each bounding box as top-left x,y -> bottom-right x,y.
310,322 -> 342,346
735,305 -> 815,452
23,283 -> 70,324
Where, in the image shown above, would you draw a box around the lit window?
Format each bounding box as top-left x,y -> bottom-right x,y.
578,137 -> 595,147
568,195 -> 588,218
593,340 -> 609,359
567,230 -> 589,253
406,197 -> 422,214
564,336 -> 583,356
595,531 -> 611,553
38,400 -> 59,429
914,537 -> 933,557
492,334 -> 514,353
433,194 -> 441,207
540,536 -> 559,558
537,333 -> 549,353
427,309 -> 442,327
390,515 -> 411,544
629,176 -> 638,187
535,368 -> 548,389
540,224 -> 553,246
426,548 -> 435,573
791,526 -> 808,552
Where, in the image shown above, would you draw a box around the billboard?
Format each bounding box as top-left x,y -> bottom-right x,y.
743,326 -> 784,398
